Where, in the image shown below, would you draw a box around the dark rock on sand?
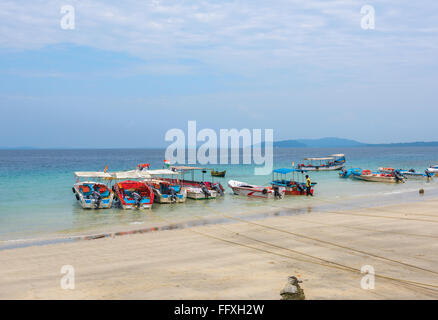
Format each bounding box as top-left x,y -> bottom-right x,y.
280,276 -> 305,300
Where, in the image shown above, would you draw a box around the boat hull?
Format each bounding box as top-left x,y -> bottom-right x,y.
153,190 -> 187,203
228,180 -> 285,199
354,174 -> 402,183
119,202 -> 152,209
185,187 -> 218,200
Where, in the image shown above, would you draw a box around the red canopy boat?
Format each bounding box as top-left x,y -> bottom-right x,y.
113,180 -> 154,209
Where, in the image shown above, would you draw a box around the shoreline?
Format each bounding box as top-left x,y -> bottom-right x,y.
1,196 -> 438,299
2,185 -> 436,249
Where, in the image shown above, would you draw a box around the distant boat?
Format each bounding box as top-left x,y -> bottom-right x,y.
296,154 -> 345,171
228,180 -> 285,199
211,170 -> 226,177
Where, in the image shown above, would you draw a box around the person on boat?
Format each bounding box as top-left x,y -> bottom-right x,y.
305,175 -> 312,196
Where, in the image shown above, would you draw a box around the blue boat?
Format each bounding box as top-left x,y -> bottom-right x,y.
339,168 -> 362,178
271,168 -> 317,196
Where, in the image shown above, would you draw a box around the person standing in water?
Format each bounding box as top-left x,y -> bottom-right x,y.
305,175 -> 312,196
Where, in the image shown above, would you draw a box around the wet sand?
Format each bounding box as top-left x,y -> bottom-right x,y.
1,198 -> 438,299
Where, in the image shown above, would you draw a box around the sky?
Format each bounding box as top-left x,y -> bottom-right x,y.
0,0 -> 437,148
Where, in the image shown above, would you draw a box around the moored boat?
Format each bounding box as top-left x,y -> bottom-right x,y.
296,154 -> 345,171
339,168 -> 362,178
169,166 -> 225,200
353,170 -> 404,183
113,180 -> 154,209
400,169 -> 434,180
426,165 -> 438,174
228,180 -> 285,199
143,169 -> 187,203
271,168 -> 316,196
211,169 -> 226,177
73,172 -> 114,209
378,167 -> 434,180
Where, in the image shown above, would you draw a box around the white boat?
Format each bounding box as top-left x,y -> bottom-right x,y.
228,180 -> 285,199
296,155 -> 345,171
353,170 -> 404,183
185,186 -> 219,199
379,167 -> 434,179
427,165 -> 438,173
400,169 -> 434,180
169,166 -> 225,200
73,172 -> 114,209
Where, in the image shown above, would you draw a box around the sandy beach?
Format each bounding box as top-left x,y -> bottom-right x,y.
1,197 -> 438,300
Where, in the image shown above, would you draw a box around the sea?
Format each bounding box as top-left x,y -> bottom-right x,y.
1,147 -> 437,245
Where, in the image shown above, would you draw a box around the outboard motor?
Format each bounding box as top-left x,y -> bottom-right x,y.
409,168 -> 416,173
339,169 -> 347,177
425,170 -> 433,178
394,170 -> 404,182
212,183 -> 223,196
91,191 -> 102,209
200,183 -> 211,198
168,187 -> 177,202
132,191 -> 142,208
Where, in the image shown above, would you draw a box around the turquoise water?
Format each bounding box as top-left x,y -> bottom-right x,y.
0,147 -> 437,242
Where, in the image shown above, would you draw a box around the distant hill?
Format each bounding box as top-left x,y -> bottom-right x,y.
0,146 -> 37,150
270,138 -> 438,148
272,137 -> 366,148
367,141 -> 438,147
272,140 -> 307,148
297,137 -> 366,148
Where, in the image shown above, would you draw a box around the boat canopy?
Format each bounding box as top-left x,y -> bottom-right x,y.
145,169 -> 180,175
273,168 -> 308,174
110,170 -> 151,179
330,154 -> 345,157
171,166 -> 209,171
74,171 -> 112,178
303,157 -> 334,161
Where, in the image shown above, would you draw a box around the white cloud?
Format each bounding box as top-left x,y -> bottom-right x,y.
0,0 -> 437,75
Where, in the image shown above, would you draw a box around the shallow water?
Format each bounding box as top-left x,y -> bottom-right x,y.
0,147 -> 437,241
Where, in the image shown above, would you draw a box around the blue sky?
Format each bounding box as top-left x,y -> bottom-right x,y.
1,0 -> 437,147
